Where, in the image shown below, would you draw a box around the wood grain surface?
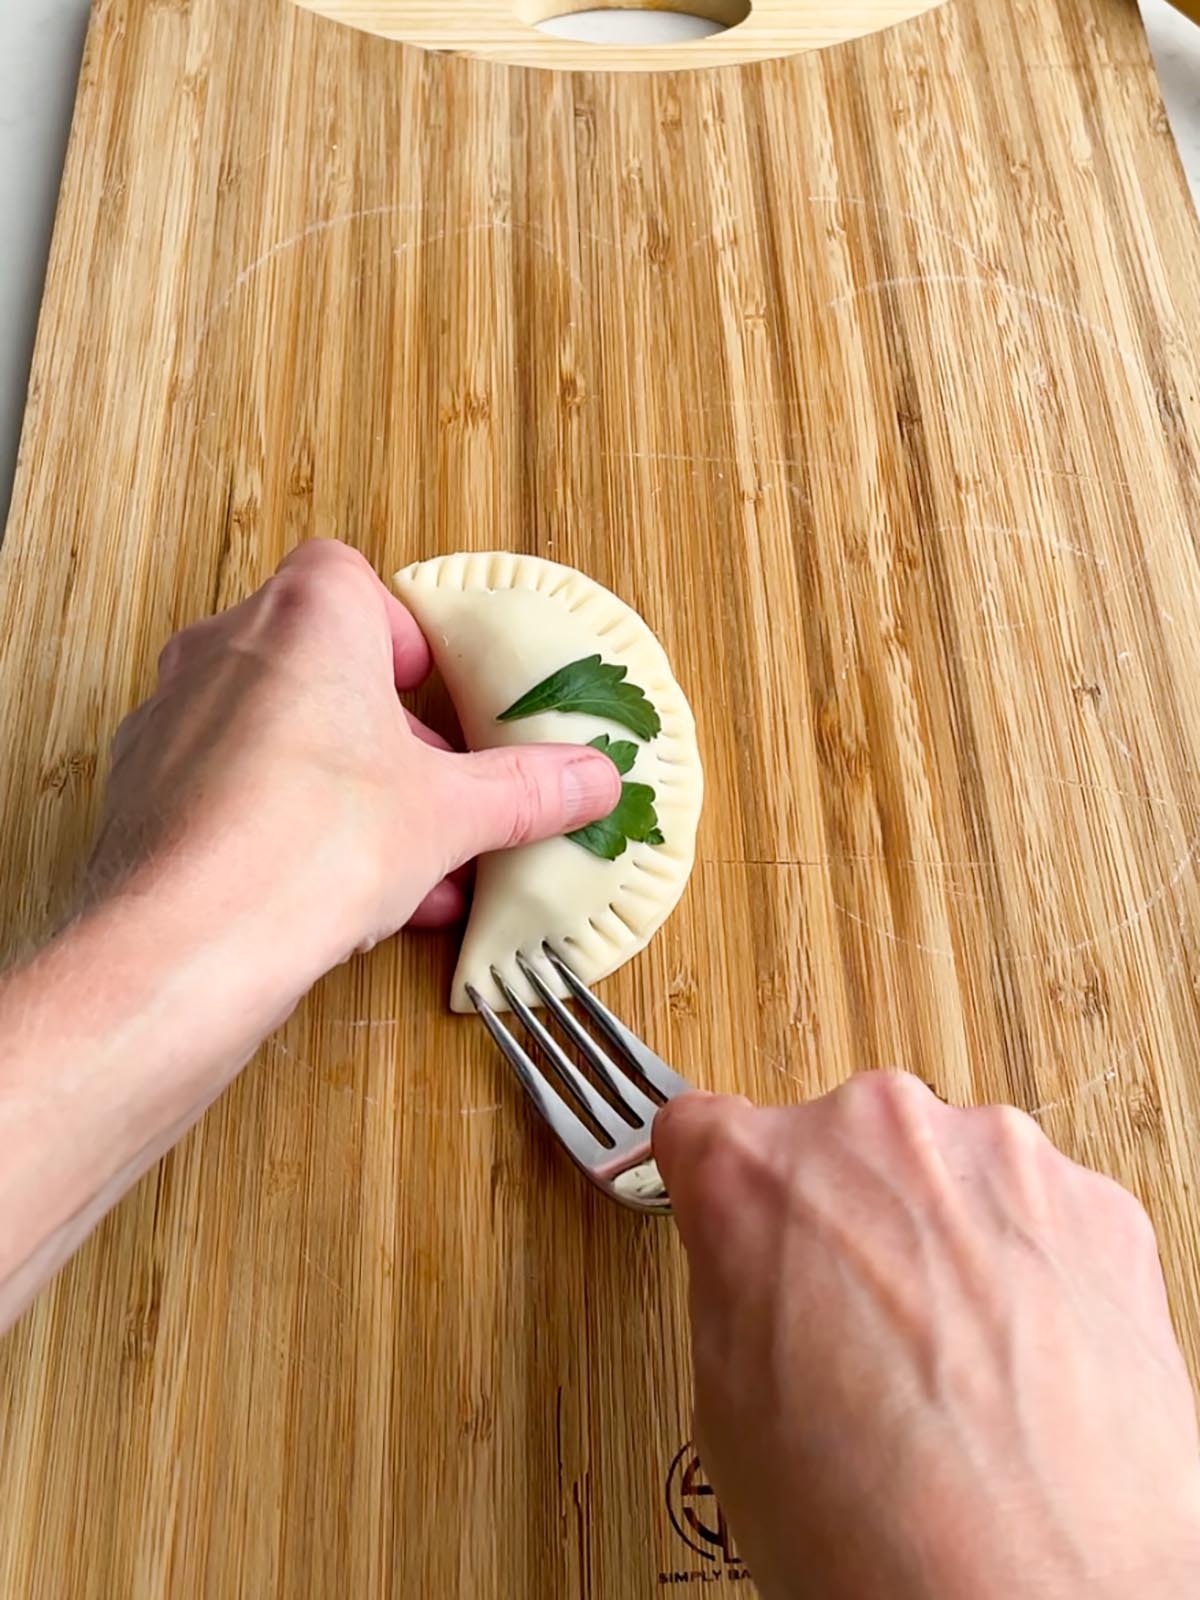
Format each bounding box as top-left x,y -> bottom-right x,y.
3,0 -> 1200,1593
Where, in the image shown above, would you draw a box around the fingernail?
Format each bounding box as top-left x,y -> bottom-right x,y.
562,753 -> 622,829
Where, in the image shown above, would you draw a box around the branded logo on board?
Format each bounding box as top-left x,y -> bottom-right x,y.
659,1443 -> 751,1586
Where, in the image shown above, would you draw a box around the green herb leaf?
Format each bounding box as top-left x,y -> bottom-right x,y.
497,655 -> 662,742
569,780 -> 664,862
500,658 -> 667,858
587,733 -> 638,776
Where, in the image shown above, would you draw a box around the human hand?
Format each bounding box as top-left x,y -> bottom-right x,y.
0,539 -> 624,1331
91,539 -> 621,1003
654,1074 -> 1200,1600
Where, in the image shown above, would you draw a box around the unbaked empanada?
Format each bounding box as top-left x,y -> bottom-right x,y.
393,553 -> 703,1011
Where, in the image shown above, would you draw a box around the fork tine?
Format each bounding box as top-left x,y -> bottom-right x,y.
491,970 -> 635,1141
468,987 -> 610,1169
515,953 -> 658,1125
544,947 -> 693,1100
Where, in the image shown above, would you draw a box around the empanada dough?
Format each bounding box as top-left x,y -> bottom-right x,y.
393,553 -> 703,1012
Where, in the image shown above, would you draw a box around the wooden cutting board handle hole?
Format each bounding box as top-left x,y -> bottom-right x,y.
292,0 -> 946,71
525,1 -> 751,46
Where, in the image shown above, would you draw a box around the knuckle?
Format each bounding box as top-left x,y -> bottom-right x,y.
1074,1169 -> 1160,1259
109,699 -> 155,766
156,625 -> 199,679
267,565 -> 324,616
1129,1199 -> 1158,1246
839,1069 -> 930,1115
268,553 -> 375,635
1106,1182 -> 1158,1245
979,1100 -> 1049,1164
280,538 -> 358,572
837,1070 -> 883,1109
156,635 -> 182,677
258,570 -> 337,646
110,714 -> 137,762
984,1103 -> 1046,1148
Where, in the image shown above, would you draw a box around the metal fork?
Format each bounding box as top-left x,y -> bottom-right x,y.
467,946 -> 692,1214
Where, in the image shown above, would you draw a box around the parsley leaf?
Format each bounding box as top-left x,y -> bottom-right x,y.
568,780 -> 664,862
499,661 -> 667,857
587,733 -> 638,776
497,655 -> 662,742
573,736 -> 665,859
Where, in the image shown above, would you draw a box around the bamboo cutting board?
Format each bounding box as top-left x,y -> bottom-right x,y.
4,0 -> 1200,1592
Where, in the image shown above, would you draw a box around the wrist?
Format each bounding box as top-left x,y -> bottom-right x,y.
82,817 -> 367,1012
76,877 -> 327,1075
5,838 -> 342,1129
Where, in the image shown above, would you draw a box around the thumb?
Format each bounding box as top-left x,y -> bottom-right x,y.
441,743 -> 622,864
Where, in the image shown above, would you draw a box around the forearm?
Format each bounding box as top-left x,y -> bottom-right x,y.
0,869 -> 319,1333
0,1101 -> 204,1332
